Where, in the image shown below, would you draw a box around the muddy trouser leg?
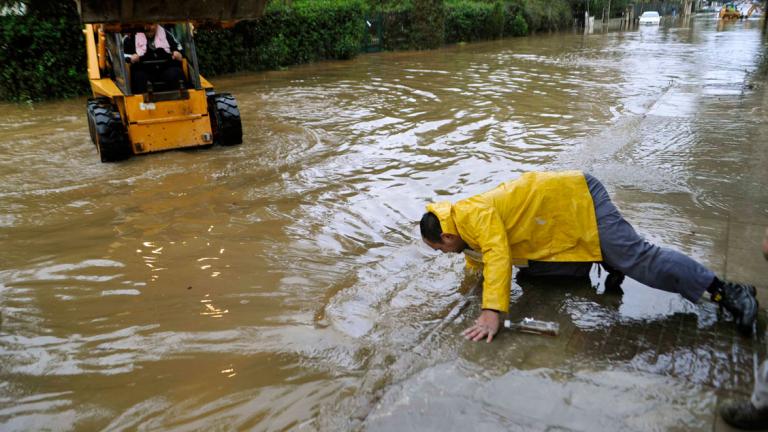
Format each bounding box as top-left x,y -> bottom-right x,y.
584,173 -> 714,303
752,361 -> 768,409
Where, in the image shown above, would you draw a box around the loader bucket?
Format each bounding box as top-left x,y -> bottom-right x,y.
75,0 -> 268,24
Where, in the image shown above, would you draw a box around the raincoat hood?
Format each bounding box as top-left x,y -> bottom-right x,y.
425,201 -> 459,237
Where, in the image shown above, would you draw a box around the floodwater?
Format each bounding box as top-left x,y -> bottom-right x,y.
2,16 -> 768,431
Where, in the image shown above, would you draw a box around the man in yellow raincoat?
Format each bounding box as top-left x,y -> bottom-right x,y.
421,171 -> 758,342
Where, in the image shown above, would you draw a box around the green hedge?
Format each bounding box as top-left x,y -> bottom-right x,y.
382,0 -> 561,48
195,0 -> 367,75
378,0 -> 444,51
519,0 -> 572,32
445,1 -> 503,43
0,0 -> 573,102
0,3 -> 89,101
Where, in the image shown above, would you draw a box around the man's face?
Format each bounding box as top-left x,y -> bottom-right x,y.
146,23 -> 158,36
423,234 -> 466,254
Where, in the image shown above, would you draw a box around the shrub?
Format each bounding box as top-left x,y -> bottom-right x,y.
412,0 -> 445,49
0,2 -> 88,102
445,1 -> 492,43
521,0 -> 572,32
507,12 -> 529,36
0,0 -> 577,102
260,33 -> 291,69
335,33 -> 361,59
378,0 -> 446,50
489,1 -> 505,38
445,0 -> 536,43
196,0 -> 367,74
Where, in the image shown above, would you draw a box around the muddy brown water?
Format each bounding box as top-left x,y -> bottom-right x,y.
2,17 -> 768,431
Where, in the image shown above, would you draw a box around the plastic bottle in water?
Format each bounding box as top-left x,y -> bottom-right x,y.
503,317 -> 559,336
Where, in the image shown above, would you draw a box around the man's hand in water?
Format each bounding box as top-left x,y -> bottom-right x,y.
463,309 -> 500,343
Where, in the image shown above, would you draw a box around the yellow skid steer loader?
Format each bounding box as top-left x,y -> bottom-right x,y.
76,0 -> 267,162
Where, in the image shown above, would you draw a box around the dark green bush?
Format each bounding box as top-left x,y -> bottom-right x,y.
378,0 -> 445,51
507,12 -> 528,36
445,1 -> 490,43
411,0 -> 445,49
380,9 -> 412,50
444,0 -> 510,43
335,33 -> 361,59
489,2 -> 505,38
0,0 -> 576,102
260,33 -> 290,69
193,26 -> 248,75
196,0 -> 367,75
521,0 -> 572,32
0,2 -> 88,102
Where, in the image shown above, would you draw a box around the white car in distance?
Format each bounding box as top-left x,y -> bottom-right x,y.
639,11 -> 662,25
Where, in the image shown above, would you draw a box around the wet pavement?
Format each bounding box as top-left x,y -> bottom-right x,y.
1,15 -> 768,432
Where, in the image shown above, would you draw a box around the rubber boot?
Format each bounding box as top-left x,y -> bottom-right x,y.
720,399 -> 768,430
601,263 -> 624,295
605,271 -> 625,295
715,281 -> 758,336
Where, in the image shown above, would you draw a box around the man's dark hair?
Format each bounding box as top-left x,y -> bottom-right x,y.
420,212 -> 443,243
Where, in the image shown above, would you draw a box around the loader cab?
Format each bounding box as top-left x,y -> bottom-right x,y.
101,22 -> 202,97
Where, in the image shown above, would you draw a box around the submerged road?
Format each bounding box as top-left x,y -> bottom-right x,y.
1,16 -> 767,431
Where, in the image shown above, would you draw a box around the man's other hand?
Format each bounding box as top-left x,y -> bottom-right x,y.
462,309 -> 500,343
130,54 -> 140,63
172,51 -> 183,61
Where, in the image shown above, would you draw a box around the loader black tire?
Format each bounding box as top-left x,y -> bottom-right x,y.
87,99 -> 130,163
211,93 -> 242,146
86,99 -> 100,145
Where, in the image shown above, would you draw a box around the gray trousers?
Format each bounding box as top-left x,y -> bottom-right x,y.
522,174 -> 714,303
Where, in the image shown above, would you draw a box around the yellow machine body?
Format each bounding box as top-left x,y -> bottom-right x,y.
79,0 -> 267,161
84,23 -> 215,155
124,91 -> 213,153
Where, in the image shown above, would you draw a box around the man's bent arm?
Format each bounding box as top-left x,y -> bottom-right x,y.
467,207 -> 512,313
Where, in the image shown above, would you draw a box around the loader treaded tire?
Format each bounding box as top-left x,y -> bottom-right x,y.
213,93 -> 242,146
87,99 -> 130,163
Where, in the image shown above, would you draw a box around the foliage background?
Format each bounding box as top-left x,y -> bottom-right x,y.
0,2 -> 87,101
0,0 -> 647,101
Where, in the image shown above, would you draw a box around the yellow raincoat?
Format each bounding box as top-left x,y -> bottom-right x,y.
426,171 -> 602,313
